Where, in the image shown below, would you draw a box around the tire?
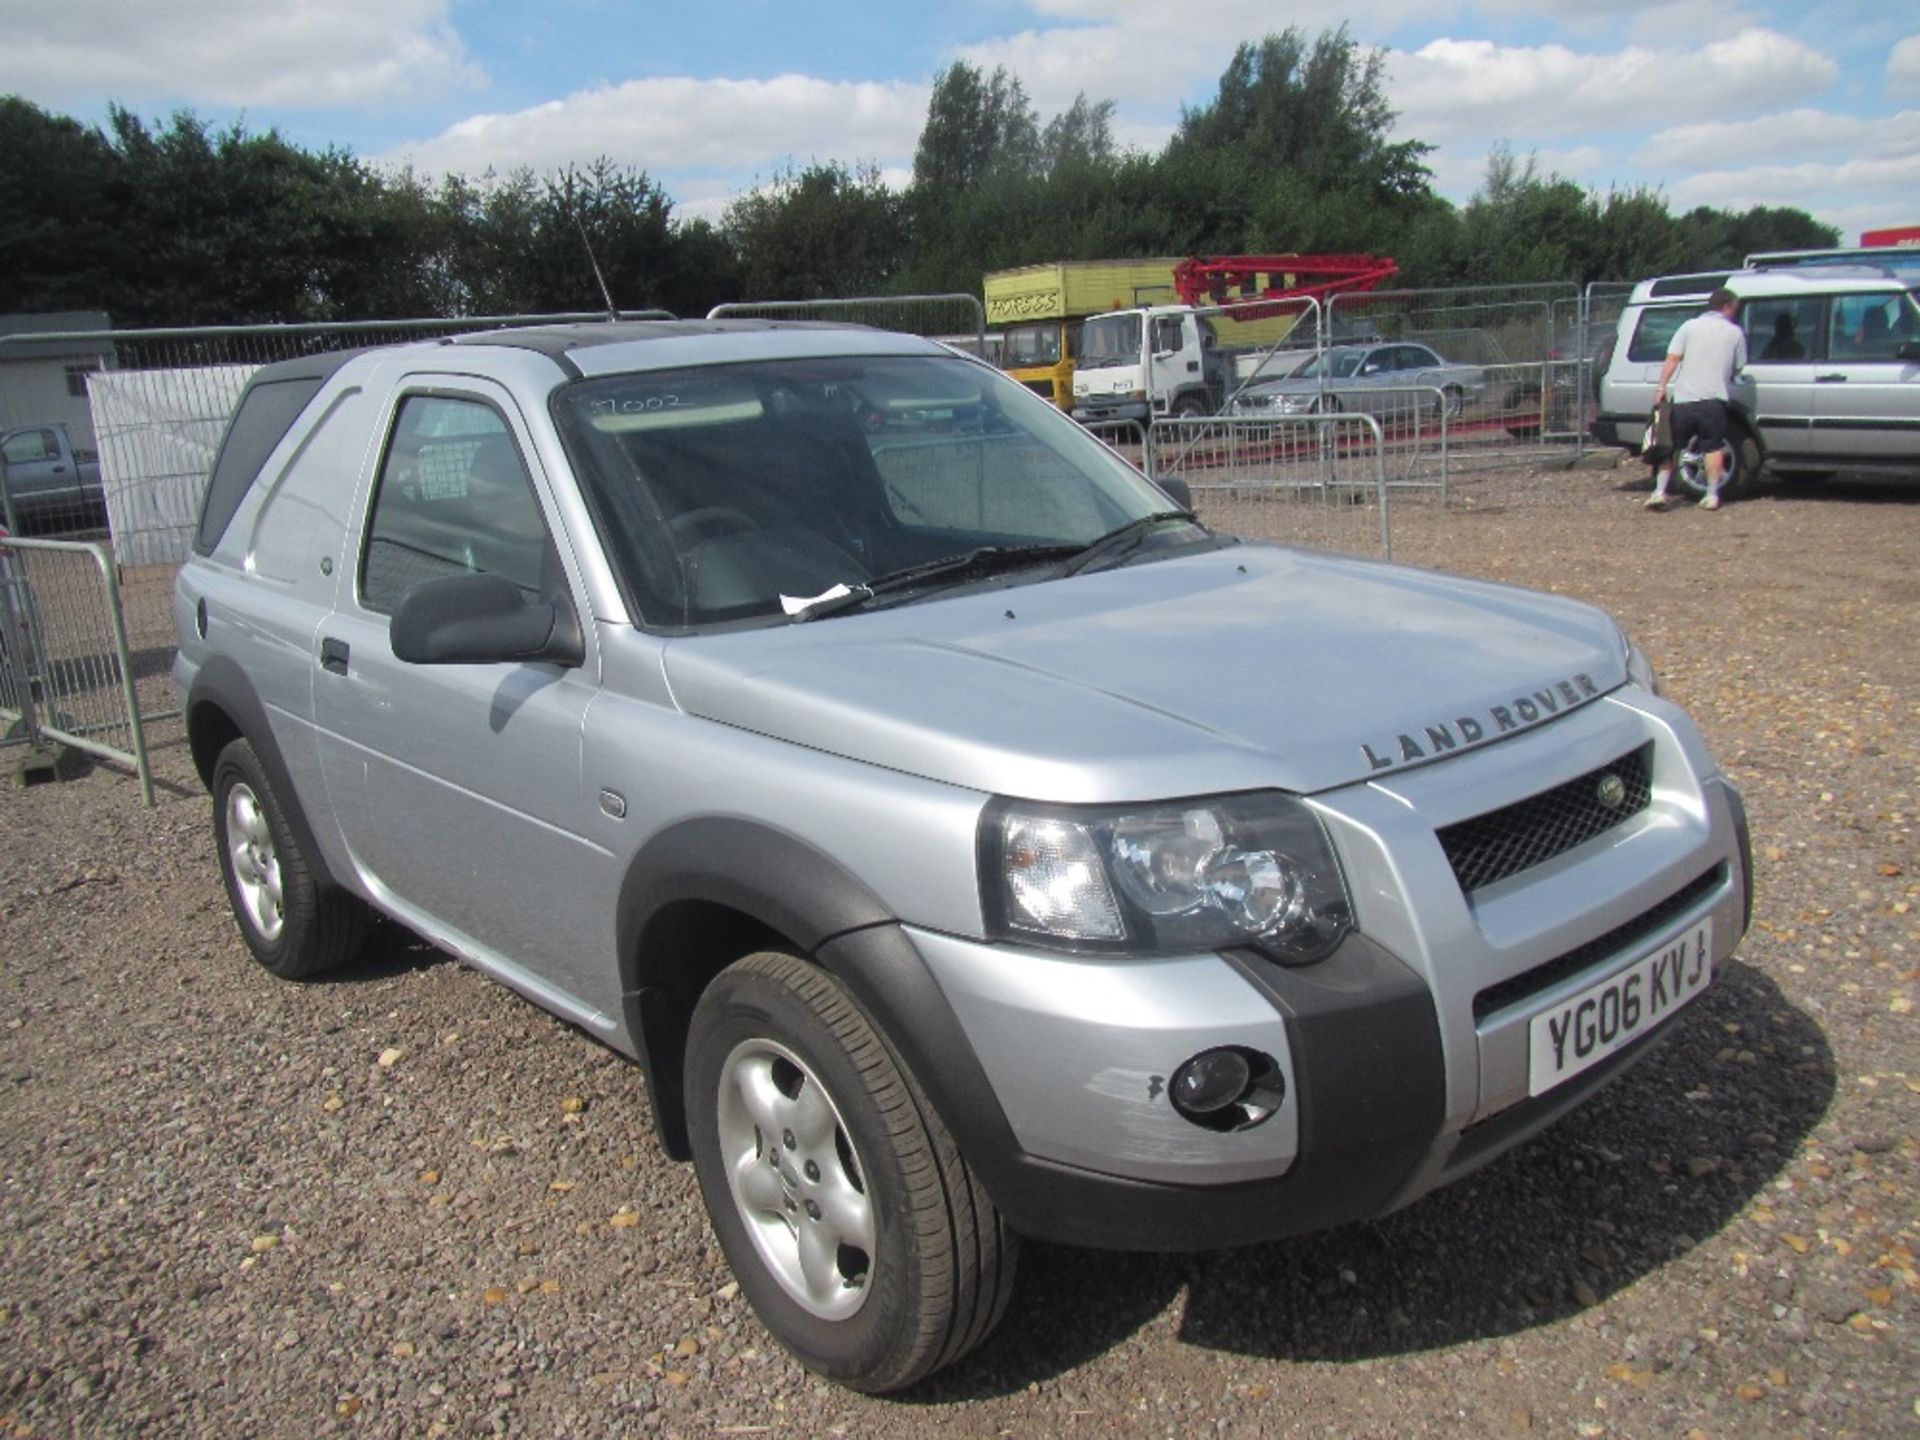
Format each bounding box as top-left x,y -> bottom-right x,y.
211,738 -> 369,980
685,952 -> 1017,1393
1309,394 -> 1342,415
1171,393 -> 1208,419
1439,385 -> 1466,421
1673,423 -> 1759,503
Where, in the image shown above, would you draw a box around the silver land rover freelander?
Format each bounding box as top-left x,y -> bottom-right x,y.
174,321 -> 1753,1393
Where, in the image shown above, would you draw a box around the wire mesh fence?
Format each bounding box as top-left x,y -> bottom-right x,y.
708,294 -> 987,351
0,537 -> 154,803
1146,414 -> 1391,560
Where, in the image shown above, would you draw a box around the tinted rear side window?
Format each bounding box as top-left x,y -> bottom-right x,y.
1626,306 -> 1705,363
194,377 -> 328,554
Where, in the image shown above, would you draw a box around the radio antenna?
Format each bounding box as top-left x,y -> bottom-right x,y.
574,213 -> 619,321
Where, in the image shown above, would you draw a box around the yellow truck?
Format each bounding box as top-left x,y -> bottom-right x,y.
984,259 -> 1185,408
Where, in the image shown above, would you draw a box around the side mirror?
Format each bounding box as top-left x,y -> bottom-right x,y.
391,571 -> 585,668
1155,475 -> 1193,510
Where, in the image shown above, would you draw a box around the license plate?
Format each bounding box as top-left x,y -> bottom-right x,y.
1527,917 -> 1713,1096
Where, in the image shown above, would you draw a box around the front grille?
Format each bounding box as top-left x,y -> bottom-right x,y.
1437,743 -> 1653,893
1472,865 -> 1724,1022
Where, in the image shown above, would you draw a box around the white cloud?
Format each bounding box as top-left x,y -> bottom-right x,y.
1667,151 -> 1920,216
0,0 -> 482,109
1387,27 -> 1835,145
1890,36 -> 1920,99
1638,108 -> 1920,170
377,75 -> 929,187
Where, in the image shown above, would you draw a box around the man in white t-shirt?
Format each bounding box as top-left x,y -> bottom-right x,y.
1646,288 -> 1748,511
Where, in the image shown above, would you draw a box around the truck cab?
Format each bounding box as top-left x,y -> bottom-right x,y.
0,422 -> 105,532
997,319 -> 1076,408
1071,306 -> 1225,425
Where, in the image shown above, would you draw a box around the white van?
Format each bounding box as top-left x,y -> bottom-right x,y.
1594,265 -> 1920,495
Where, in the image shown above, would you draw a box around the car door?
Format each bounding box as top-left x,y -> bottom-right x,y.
310,381 -> 620,1022
1810,291 -> 1920,464
1737,294 -> 1822,460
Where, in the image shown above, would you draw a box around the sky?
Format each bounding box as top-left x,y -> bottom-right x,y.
2,0 -> 1916,243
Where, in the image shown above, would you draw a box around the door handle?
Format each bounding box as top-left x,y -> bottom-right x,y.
320,637 -> 350,675
1814,373 -> 1847,383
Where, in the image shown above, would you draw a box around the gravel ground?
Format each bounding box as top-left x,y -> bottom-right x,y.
1,459 -> 1915,1438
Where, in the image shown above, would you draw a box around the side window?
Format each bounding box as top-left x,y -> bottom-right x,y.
1401,346 -> 1441,370
361,395 -> 553,615
1152,315 -> 1184,353
64,362 -> 101,399
1827,294 -> 1906,362
1740,296 -> 1820,363
2,429 -> 56,464
1627,306 -> 1704,363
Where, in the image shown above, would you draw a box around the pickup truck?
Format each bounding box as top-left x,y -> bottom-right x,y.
174,321 -> 1752,1393
0,422 -> 105,532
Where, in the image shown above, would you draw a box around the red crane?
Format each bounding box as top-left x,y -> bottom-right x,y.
1172,253 -> 1399,319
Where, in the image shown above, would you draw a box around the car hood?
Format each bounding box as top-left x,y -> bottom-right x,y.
661,543 -> 1628,801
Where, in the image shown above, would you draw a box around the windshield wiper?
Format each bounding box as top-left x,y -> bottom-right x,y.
790,542 -> 1085,621
1064,511 -> 1202,576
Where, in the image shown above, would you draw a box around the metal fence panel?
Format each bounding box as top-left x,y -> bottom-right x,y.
0,537 -> 154,804
707,294 -> 987,351
1145,414 -> 1391,561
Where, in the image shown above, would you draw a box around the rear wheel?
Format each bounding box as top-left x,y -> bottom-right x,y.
685,952 -> 1016,1393
1673,423 -> 1760,502
212,738 -> 369,979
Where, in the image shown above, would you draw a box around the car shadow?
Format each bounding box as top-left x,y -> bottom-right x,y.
313,913 -> 451,984
914,959 -> 1831,1399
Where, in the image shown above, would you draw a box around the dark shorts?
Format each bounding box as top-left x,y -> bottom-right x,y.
1670,399 -> 1728,453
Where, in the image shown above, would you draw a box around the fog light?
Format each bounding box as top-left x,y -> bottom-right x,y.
1169,1048 -> 1285,1132
1172,1049 -> 1252,1116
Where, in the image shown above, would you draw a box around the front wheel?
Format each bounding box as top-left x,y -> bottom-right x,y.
1171,393 -> 1209,418
685,952 -> 1017,1393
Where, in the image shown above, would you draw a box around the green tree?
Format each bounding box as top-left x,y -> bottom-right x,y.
724,162 -> 908,300
912,63 -> 1041,192
0,98 -> 129,316
1172,27 -> 1432,202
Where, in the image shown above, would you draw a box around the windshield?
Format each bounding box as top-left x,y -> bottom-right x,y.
1078,314 -> 1142,367
1297,348 -> 1366,380
553,353 -> 1185,628
1000,323 -> 1061,367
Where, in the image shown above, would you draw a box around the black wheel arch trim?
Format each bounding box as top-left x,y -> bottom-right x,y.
185,653 -> 343,893
615,817 -> 906,1160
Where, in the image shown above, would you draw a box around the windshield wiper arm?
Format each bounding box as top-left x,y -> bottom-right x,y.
790,543 -> 1085,621
1064,511 -> 1202,576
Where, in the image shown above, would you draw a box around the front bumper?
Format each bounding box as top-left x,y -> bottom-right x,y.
1071,398 -> 1151,425
844,692 -> 1750,1252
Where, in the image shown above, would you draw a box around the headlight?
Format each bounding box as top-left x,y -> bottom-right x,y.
980,793 -> 1351,962
1623,631 -> 1660,696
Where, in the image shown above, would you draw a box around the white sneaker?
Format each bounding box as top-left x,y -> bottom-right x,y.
1644,493 -> 1669,510
1698,493 -> 1721,511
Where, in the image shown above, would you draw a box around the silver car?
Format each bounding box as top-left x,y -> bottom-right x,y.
1228,341 -> 1486,422
1594,264 -> 1920,496
174,321 -> 1751,1393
